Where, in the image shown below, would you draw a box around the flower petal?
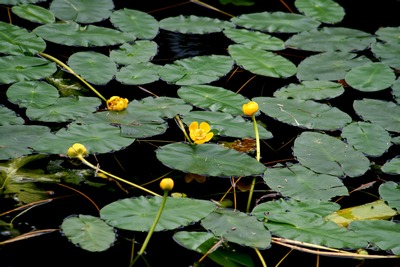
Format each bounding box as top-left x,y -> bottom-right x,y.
199,122 -> 211,133
204,132 -> 214,142
189,121 -> 199,132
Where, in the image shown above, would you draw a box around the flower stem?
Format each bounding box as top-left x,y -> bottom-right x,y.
78,155 -> 160,197
38,52 -> 107,102
254,247 -> 267,267
130,190 -> 169,266
175,115 -> 193,144
246,114 -> 260,213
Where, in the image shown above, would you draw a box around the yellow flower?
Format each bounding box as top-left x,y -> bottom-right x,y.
242,101 -> 259,116
107,96 -> 129,111
189,121 -> 214,144
67,143 -> 88,158
160,178 -> 174,191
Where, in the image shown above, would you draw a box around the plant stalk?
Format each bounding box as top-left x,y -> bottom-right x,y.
246,114 -> 260,213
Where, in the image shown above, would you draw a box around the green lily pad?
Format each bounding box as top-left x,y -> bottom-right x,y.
12,4 -> 55,24
32,122 -> 135,155
296,52 -> 371,81
253,97 -> 352,130
6,81 -> 59,108
263,164 -> 348,201
379,181 -> 400,211
353,99 -> 400,133
49,0 -> 114,23
159,15 -> 233,34
110,8 -> 159,39
181,110 -> 272,139
293,131 -> 370,177
177,85 -> 247,115
375,26 -> 400,45
223,28 -> 284,51
286,27 -> 375,52
0,125 -> 50,160
68,52 -> 117,85
156,142 -> 266,177
341,122 -> 392,157
0,55 -> 56,84
201,208 -> 271,249
61,215 -> 116,252
228,44 -> 296,78
26,96 -> 101,122
381,159 -> 400,176
294,0 -> 345,24
273,80 -> 344,100
33,22 -> 136,47
110,41 -> 158,65
0,21 -> 46,55
116,62 -> 160,85
100,196 -> 216,231
0,106 -> 24,125
231,11 -> 320,33
159,55 -> 234,85
371,42 -> 400,70
128,96 -> 193,118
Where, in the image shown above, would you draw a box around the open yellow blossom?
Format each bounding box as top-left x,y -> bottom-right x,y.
67,143 -> 88,158
107,96 -> 129,111
242,101 -> 259,116
189,121 -> 214,144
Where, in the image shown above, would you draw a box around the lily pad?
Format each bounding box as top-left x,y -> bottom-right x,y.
0,106 -> 24,125
116,62 -> 160,85
371,42 -> 400,70
263,164 -> 348,201
273,80 -> 344,100
201,208 -> 271,249
159,55 -> 234,85
379,181 -> 400,211
156,142 -> 266,177
381,158 -> 400,176
100,196 -> 216,231
110,41 -> 158,65
12,4 -> 55,24
223,28 -> 284,51
159,15 -> 233,34
7,81 -> 59,108
294,0 -> 345,24
293,131 -> 370,177
228,44 -> 296,78
61,215 -> 116,252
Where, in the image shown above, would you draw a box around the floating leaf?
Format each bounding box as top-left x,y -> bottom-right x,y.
379,181 -> 400,211
100,196 -> 216,231
263,164 -> 348,201
68,52 -> 117,85
156,143 -> 266,177
0,56 -> 56,84
353,99 -> 400,133
0,21 -> 46,55
371,42 -> 400,70
296,51 -> 371,81
181,110 -> 272,139
110,8 -> 159,39
375,26 -> 400,45
6,81 -> 59,108
0,125 -> 50,160
128,96 -> 193,118
32,122 -> 135,155
293,131 -> 370,177
12,4 -> 55,24
159,15 -> 233,34
381,158 -> 400,176
49,0 -> 114,23
326,200 -> 397,227
0,106 -> 24,125
116,62 -> 160,85
253,97 -> 352,130
223,28 -> 284,51
341,122 -> 392,157
110,41 -> 158,65
350,220 -> 400,255
159,55 -> 234,85
286,27 -> 375,52
228,44 -> 296,78
345,63 -> 396,92
33,22 -> 135,47
61,215 -> 116,252
177,85 -> 247,115
273,80 -> 344,100
201,209 -> 271,249
294,0 -> 345,24
26,96 -> 101,122
231,11 -> 320,33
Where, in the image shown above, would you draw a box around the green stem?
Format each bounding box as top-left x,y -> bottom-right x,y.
130,190 -> 169,266
254,247 -> 267,267
246,114 -> 260,213
38,52 -> 107,102
175,115 -> 193,144
78,155 -> 160,197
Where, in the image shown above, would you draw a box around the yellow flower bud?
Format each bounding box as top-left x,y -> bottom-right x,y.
107,96 -> 129,111
67,143 -> 88,158
242,101 -> 259,116
160,178 -> 174,191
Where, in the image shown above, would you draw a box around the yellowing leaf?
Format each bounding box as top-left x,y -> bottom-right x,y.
325,200 -> 397,227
